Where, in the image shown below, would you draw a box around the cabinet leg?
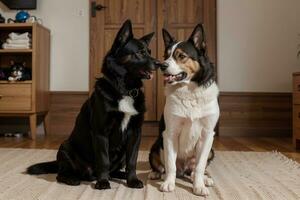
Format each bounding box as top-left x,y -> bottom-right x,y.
29,114 -> 37,140
43,112 -> 50,135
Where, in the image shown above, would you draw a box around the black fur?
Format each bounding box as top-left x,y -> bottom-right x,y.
27,19 -> 159,189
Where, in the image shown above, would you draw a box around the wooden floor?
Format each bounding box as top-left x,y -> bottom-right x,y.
0,134 -> 299,163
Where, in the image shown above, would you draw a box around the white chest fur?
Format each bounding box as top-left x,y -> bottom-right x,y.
165,82 -> 219,120
118,96 -> 138,131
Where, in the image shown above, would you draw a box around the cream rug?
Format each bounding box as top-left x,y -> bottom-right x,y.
0,148 -> 299,200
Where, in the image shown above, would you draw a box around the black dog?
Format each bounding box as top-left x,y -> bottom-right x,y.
27,20 -> 159,190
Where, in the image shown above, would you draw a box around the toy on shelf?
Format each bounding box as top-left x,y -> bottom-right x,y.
7,11 -> 41,24
0,13 -> 5,23
0,68 -> 7,80
8,61 -> 31,81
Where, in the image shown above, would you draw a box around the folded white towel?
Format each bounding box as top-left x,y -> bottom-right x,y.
8,32 -> 32,40
6,39 -> 31,45
2,43 -> 31,49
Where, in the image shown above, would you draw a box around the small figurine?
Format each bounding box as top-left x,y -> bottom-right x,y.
8,61 -> 31,81
0,68 -> 6,80
7,11 -> 30,23
15,11 -> 30,23
0,13 -> 5,23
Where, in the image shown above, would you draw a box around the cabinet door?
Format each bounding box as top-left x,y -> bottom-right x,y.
90,0 -> 157,120
156,0 -> 216,118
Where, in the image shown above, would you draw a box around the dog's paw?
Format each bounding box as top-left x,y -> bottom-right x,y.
204,177 -> 214,187
160,180 -> 175,192
127,178 -> 144,188
148,171 -> 161,180
95,179 -> 111,190
193,185 -> 209,196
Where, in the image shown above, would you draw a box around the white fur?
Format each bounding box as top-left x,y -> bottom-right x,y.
164,42 -> 192,84
164,42 -> 183,75
118,96 -> 138,131
160,81 -> 219,196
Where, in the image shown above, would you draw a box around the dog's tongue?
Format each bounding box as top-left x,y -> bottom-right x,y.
149,73 -> 154,80
164,75 -> 174,82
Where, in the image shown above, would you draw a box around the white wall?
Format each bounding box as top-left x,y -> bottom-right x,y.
1,0 -> 299,92
0,0 -> 89,91
217,0 -> 300,92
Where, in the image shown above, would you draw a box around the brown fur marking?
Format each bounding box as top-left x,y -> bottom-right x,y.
173,48 -> 200,77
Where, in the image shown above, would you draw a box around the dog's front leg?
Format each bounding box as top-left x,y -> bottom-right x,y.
126,126 -> 143,188
160,116 -> 182,192
93,134 -> 111,190
193,115 -> 218,196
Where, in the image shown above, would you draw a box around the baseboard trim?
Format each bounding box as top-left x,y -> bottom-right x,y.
219,91 -> 292,137
220,91 -> 291,97
50,91 -> 89,95
0,91 -> 292,137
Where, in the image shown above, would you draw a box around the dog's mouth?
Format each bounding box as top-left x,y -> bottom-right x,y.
140,70 -> 154,80
163,72 -> 187,84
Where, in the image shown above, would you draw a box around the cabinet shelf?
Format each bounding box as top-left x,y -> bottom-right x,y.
0,49 -> 32,53
0,80 -> 32,84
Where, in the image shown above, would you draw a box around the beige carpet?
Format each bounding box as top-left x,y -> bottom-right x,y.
0,148 -> 299,200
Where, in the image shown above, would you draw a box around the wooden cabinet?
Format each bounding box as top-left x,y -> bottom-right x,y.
293,72 -> 300,149
90,0 -> 216,120
0,23 -> 50,140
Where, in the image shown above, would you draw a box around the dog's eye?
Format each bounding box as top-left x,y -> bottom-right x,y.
178,54 -> 186,59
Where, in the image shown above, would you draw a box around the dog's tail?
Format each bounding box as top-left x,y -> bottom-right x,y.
27,161 -> 58,175
207,148 -> 215,166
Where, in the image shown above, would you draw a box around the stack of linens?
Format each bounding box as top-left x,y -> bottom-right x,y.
2,32 -> 32,49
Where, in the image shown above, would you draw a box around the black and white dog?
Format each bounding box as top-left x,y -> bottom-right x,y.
149,24 -> 219,196
27,20 -> 159,190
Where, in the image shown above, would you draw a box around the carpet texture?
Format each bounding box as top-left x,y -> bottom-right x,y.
0,148 -> 299,200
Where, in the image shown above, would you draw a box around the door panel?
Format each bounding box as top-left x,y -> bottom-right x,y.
167,0 -> 203,24
104,0 -> 146,24
90,0 -> 157,120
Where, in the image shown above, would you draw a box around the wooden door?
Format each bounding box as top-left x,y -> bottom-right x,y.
90,0 -> 157,120
156,0 -> 217,118
90,0 -> 216,121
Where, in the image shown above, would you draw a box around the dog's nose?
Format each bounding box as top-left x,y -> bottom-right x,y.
153,60 -> 162,69
160,63 -> 168,71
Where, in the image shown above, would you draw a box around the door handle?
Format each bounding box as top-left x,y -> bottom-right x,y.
91,2 -> 107,17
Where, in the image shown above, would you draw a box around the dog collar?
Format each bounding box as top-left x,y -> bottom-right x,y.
103,76 -> 139,98
128,88 -> 139,98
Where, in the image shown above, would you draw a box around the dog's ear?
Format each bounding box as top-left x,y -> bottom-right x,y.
139,32 -> 154,46
188,23 -> 206,51
111,19 -> 133,53
162,29 -> 175,47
